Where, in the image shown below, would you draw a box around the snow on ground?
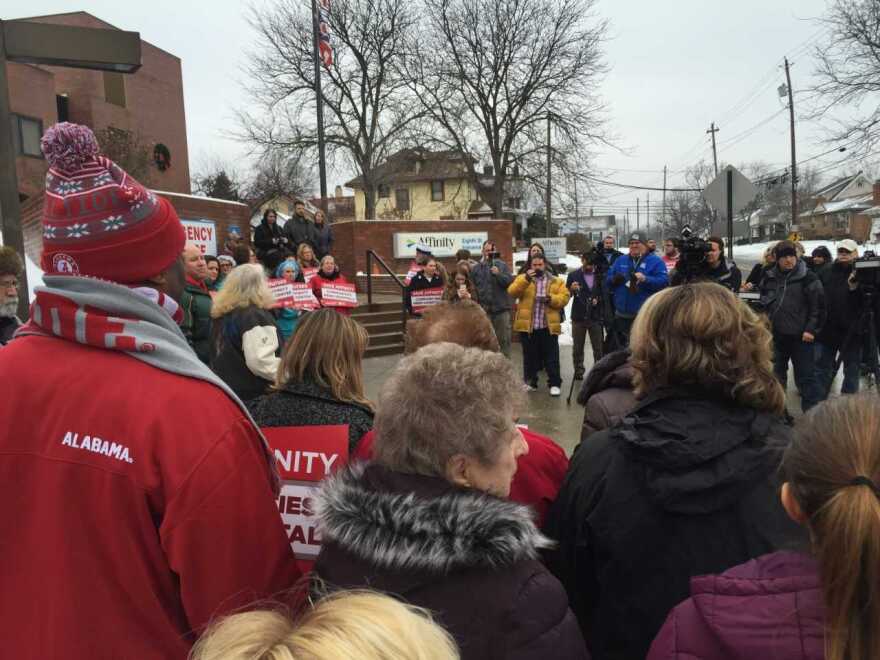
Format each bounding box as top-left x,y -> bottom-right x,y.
732,238 -> 880,268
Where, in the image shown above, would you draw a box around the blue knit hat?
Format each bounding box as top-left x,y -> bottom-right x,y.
275,258 -> 300,279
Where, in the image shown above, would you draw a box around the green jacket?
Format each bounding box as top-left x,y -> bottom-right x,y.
181,278 -> 213,364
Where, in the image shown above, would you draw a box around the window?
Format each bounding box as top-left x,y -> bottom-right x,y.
431,180 -> 444,202
103,71 -> 127,107
378,184 -> 390,198
835,216 -> 849,230
56,95 -> 70,123
10,114 -> 43,158
395,188 -> 410,211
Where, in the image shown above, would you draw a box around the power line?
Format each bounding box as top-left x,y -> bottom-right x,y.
583,175 -> 702,192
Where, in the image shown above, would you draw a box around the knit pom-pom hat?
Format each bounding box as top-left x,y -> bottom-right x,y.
39,122 -> 185,284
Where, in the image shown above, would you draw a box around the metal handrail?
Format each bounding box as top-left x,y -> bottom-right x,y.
365,251 -> 409,334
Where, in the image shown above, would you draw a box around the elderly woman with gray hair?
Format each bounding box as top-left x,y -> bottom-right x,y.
313,342 -> 588,660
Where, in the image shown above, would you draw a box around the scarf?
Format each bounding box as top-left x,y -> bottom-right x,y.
16,275 -> 280,493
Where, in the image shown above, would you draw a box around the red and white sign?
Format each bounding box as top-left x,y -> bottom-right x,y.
181,219 -> 217,255
263,425 -> 349,563
302,267 -> 319,285
410,286 -> 444,314
320,282 -> 358,308
268,279 -> 319,310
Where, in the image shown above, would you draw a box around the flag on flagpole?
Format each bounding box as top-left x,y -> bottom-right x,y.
317,0 -> 333,67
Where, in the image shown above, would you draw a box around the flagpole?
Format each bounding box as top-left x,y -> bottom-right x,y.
311,0 -> 328,204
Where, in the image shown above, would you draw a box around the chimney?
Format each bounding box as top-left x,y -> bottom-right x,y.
483,165 -> 494,176
335,185 -> 343,199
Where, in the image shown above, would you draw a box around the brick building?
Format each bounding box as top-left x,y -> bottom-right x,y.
7,11 -> 190,200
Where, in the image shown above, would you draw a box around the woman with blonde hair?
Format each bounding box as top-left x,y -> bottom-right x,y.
743,242 -> 777,290
190,590 -> 459,660
649,392 -> 880,660
296,243 -> 320,271
248,308 -> 373,452
544,282 -> 804,660
210,264 -> 282,401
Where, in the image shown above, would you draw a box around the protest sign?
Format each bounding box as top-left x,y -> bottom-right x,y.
302,267 -> 319,285
410,286 -> 444,314
268,279 -> 320,310
320,282 -> 358,308
262,425 -> 349,565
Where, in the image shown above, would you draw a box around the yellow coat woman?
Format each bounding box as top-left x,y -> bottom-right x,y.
508,272 -> 570,335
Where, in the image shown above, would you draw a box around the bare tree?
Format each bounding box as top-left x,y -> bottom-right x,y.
812,0 -> 880,155
405,0 -> 609,218
245,150 -> 314,212
238,0 -> 423,219
658,161 -> 715,237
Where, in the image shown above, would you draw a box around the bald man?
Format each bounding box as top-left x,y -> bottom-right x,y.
180,243 -> 214,363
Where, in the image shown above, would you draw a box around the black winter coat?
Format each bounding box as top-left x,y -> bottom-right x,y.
405,271 -> 445,315
818,260 -> 862,346
210,306 -> 281,402
566,268 -> 605,323
670,257 -> 742,292
746,262 -> 770,287
282,215 -> 318,252
759,260 -> 825,337
543,389 -> 805,660
0,315 -> 21,346
253,219 -> 290,257
314,463 -> 589,660
312,223 -> 333,259
247,379 -> 374,453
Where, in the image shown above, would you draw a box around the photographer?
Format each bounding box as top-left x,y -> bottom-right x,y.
567,251 -> 606,380
661,238 -> 680,274
508,254 -> 570,396
670,236 -> 741,293
606,232 -> 668,347
601,235 -> 622,266
471,240 -> 514,357
816,240 -> 862,397
758,240 -> 824,412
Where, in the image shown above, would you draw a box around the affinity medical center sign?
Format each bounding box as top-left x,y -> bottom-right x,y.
392,232 -> 488,258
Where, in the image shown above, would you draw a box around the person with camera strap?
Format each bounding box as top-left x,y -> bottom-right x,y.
471,240 -> 515,358
567,250 -> 607,380
606,231 -> 668,347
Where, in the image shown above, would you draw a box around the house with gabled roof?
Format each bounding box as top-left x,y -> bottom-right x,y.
799,172 -> 874,241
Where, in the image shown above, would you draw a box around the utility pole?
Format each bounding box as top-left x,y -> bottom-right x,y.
707,122 -> 719,176
311,0 -> 328,203
662,165 -> 667,231
636,197 -> 640,230
574,177 -> 580,236
646,193 -> 650,230
625,209 -> 629,237
784,57 -> 797,228
545,113 -> 552,237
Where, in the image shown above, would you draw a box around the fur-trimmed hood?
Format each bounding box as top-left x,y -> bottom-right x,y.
316,462 -> 553,575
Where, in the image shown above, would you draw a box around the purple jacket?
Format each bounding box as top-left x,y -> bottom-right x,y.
648,552 -> 823,660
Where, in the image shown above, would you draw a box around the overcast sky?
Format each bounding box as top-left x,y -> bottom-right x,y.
6,0 -> 866,216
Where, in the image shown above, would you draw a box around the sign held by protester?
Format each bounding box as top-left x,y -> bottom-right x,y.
410,287 -> 444,314
320,282 -> 358,308
181,219 -> 217,255
302,267 -> 319,285
268,279 -> 319,310
262,425 -> 349,562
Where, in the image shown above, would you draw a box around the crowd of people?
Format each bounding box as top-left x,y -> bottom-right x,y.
3,121 -> 880,660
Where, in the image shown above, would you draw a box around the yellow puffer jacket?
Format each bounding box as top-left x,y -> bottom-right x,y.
507,273 -> 570,335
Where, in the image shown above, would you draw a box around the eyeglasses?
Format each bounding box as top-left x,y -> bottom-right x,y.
0,279 -> 19,290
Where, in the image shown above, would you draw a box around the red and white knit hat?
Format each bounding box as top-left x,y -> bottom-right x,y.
39,122 -> 185,284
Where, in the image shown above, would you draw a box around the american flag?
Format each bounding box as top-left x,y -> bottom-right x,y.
317,0 -> 333,67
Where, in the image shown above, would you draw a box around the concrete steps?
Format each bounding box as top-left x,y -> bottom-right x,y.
352,301 -> 406,358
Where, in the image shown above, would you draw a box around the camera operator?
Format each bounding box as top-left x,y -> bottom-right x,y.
816,240 -> 862,397
661,238 -> 680,275
758,240 -> 824,412
471,240 -> 514,357
567,251 -> 606,380
606,231 -> 668,347
508,254 -> 570,395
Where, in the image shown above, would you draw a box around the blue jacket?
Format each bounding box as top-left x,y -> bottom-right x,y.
606,252 -> 668,316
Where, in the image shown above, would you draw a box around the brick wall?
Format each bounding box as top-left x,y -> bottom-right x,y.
10,12 -> 191,195
331,219 -> 514,290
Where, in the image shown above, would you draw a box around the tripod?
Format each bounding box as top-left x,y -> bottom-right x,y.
825,287 -> 880,397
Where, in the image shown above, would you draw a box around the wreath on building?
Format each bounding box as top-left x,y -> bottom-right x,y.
154,143 -> 171,171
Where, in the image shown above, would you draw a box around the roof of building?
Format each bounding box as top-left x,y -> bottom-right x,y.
815,172 -> 866,202
345,149 -> 475,189
801,193 -> 873,217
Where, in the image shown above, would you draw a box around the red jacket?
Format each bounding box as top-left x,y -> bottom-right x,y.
310,271 -> 353,316
0,335 -> 301,659
354,427 -> 568,527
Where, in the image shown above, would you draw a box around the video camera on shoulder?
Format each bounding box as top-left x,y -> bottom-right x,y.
676,225 -> 712,281
854,250 -> 880,289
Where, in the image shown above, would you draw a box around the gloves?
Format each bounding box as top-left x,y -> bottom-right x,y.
611,273 -> 626,286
